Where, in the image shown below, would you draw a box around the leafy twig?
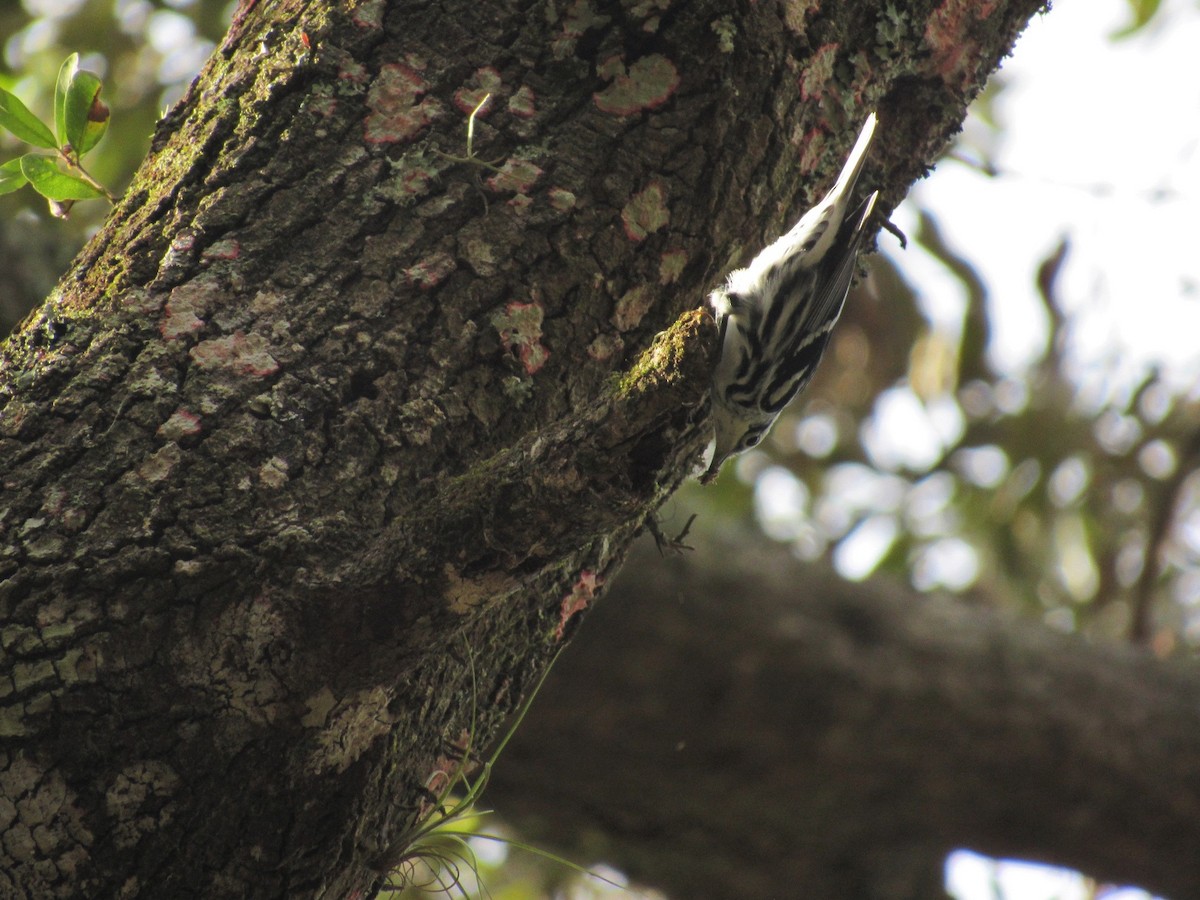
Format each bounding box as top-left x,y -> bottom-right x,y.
0,52 -> 116,216
385,640 -> 628,895
433,93 -> 506,173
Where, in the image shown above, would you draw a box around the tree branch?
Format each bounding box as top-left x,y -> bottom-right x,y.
492,535 -> 1200,899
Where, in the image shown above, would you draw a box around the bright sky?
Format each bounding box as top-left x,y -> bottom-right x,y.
908,0 -> 1193,897
860,0 -> 1200,486
893,0 -> 1200,390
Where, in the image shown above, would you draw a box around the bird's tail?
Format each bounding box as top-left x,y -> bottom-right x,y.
829,112 -> 878,203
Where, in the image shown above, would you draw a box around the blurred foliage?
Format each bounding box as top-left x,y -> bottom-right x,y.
1111,0 -> 1164,38
0,52 -> 119,216
686,0 -> 1200,665
686,121 -> 1200,657
0,0 -> 231,331
380,819 -> 643,900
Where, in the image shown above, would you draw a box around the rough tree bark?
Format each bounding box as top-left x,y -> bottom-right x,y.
492,536 -> 1200,899
0,1 -> 1045,898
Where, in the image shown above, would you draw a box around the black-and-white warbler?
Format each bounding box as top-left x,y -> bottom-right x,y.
701,112 -> 879,484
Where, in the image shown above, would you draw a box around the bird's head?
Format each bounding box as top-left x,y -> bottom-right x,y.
700,402 -> 772,484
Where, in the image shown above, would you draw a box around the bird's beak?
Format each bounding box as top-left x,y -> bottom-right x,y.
700,457 -> 723,485
700,411 -> 743,484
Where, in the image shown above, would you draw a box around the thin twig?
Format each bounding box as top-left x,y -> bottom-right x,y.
1129,428 -> 1200,646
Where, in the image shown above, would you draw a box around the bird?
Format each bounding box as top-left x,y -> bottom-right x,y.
702,112 -> 879,484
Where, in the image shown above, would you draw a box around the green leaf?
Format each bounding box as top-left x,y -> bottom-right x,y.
80,116 -> 109,156
65,68 -> 108,154
0,88 -> 57,149
80,103 -> 109,155
19,154 -> 104,201
1111,0 -> 1162,38
0,158 -> 28,195
54,53 -> 79,148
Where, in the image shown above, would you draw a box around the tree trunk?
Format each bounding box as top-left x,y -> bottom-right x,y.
493,534 -> 1200,899
1,1 -> 1045,897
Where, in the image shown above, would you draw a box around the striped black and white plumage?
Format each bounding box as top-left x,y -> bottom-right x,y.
701,112 -> 879,484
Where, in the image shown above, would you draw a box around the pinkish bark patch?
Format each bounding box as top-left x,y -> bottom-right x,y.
797,127 -> 828,178
556,570 -> 602,640
594,54 -> 680,115
548,187 -> 576,211
189,332 -> 279,377
508,85 -> 537,119
249,290 -> 285,316
161,280 -> 221,341
486,158 -> 544,194
157,408 -> 203,441
124,288 -> 163,317
364,63 -> 442,145
201,239 -> 240,262
925,0 -> 1000,86
454,68 -> 502,115
401,166 -> 435,195
168,230 -> 197,255
612,284 -> 655,332
379,161 -> 438,204
161,306 -> 204,342
259,456 -> 290,489
553,0 -> 612,58
491,302 -> 549,375
133,443 -> 182,484
404,252 -> 456,289
423,733 -> 469,799
351,0 -> 385,28
338,60 -> 368,84
800,43 -> 839,102
587,333 -> 624,361
506,193 -> 534,212
658,248 -> 688,284
308,94 -> 339,118
783,0 -> 820,34
621,181 -> 670,241
596,55 -> 625,80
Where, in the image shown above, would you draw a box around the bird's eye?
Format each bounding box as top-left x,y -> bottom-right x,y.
742,431 -> 762,449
